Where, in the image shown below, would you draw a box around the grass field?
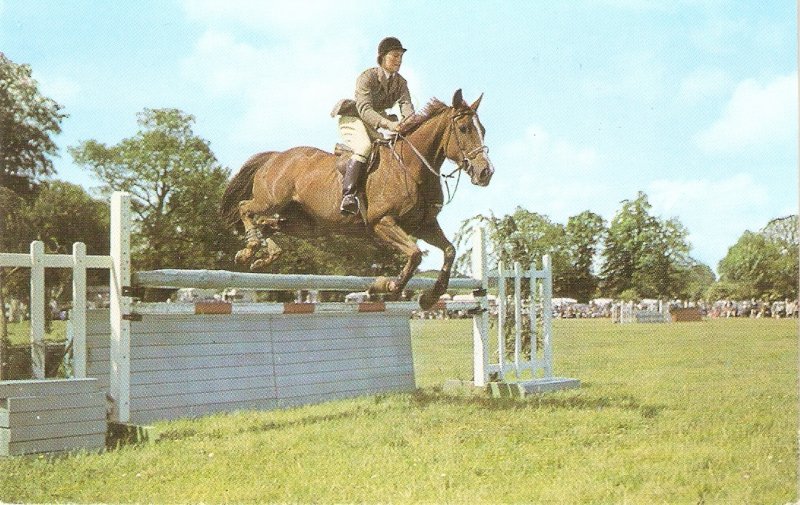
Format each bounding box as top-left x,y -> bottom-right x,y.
0,318 -> 796,504
4,319 -> 67,345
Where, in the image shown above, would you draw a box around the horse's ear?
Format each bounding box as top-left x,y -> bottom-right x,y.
470,93 -> 484,111
452,89 -> 465,108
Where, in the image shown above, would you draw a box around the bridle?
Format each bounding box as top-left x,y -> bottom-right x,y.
446,110 -> 490,180
392,108 -> 489,182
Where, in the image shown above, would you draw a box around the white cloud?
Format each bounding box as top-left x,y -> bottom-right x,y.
501,125 -> 599,174
678,67 -> 730,103
647,174 -> 770,268
467,125 -> 610,222
695,72 -> 798,153
179,1 -> 397,150
181,30 -> 366,148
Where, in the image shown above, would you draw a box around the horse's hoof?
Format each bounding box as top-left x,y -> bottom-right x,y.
235,249 -> 254,265
250,252 -> 281,271
370,276 -> 394,294
250,258 -> 270,271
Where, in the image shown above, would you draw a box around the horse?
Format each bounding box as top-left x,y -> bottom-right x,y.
220,89 -> 494,309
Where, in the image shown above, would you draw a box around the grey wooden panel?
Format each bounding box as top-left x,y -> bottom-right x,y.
130,342 -> 266,360
273,324 -> 408,342
130,385 -> 275,412
273,344 -> 410,365
131,397 -> 280,425
132,314 -> 274,335
275,364 -> 414,389
2,392 -> 106,414
130,331 -> 269,347
0,378 -> 99,399
277,373 -> 415,400
131,375 -> 274,399
2,405 -> 107,429
271,314 -> 407,332
2,419 -> 106,443
275,353 -> 413,376
273,335 -> 406,354
130,353 -> 268,373
3,432 -> 105,456
86,309 -> 110,334
130,363 -> 272,386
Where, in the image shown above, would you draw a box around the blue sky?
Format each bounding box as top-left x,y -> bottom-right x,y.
1,0 -> 797,273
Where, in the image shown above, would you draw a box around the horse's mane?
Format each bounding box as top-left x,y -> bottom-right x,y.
397,98 -> 449,135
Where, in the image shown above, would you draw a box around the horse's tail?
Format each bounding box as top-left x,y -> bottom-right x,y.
220,151 -> 273,231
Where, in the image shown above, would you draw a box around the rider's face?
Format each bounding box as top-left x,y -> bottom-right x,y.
381,50 -> 404,73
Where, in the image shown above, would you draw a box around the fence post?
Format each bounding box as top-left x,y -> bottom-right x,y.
542,255 -> 553,379
29,241 -> 45,379
529,261 -> 539,374
110,192 -> 131,423
471,227 -> 490,387
72,242 -> 87,378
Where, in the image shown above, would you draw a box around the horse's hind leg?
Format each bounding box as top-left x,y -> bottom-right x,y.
234,199 -> 267,266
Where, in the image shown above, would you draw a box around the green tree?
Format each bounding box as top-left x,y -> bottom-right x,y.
0,52 -> 67,196
28,181 -> 109,256
683,261 -> 717,301
717,218 -> 798,301
600,192 -> 693,299
562,211 -> 606,302
454,208 -> 568,284
69,108 -> 237,271
0,187 -> 31,376
27,181 -> 110,314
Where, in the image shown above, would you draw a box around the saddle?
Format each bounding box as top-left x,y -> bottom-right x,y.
333,139 -> 390,177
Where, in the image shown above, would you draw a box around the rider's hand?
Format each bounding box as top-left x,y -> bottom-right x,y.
386,121 -> 401,132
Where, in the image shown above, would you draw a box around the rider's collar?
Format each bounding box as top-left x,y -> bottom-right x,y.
379,67 -> 396,81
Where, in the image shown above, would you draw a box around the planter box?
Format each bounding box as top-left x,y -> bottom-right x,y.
0,378 -> 107,456
671,307 -> 703,322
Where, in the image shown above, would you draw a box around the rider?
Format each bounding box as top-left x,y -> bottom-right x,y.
331,37 -> 415,215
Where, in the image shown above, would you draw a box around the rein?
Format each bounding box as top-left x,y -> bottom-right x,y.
390,109 -> 488,205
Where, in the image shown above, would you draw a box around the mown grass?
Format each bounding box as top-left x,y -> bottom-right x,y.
4,319 -> 67,345
0,318 -> 796,504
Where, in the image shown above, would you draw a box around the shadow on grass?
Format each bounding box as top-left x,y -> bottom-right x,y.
157,406 -> 379,442
153,384 -> 665,444
409,384 -> 667,419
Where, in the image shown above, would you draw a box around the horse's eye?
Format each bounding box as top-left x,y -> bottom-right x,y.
459,125 -> 468,133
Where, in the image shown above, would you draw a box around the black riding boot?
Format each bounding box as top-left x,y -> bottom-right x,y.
340,158 -> 367,215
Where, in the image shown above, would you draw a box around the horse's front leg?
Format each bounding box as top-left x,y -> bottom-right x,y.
370,216 -> 422,300
414,221 -> 456,310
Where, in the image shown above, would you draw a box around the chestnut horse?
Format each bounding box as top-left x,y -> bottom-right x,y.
220,89 -> 494,309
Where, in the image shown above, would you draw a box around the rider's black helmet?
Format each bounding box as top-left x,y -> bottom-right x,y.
377,37 -> 407,64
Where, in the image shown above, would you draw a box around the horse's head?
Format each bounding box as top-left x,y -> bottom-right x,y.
444,89 -> 494,186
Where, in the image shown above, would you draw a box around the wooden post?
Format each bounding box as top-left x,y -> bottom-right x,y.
471,227 -> 490,387
529,261 -> 538,375
72,242 -> 87,378
497,260 -> 506,379
110,192 -> 131,422
513,261 -> 522,378
29,241 -> 46,379
542,255 -> 553,379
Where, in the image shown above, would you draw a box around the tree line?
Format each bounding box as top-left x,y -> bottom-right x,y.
2,52 -> 797,320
